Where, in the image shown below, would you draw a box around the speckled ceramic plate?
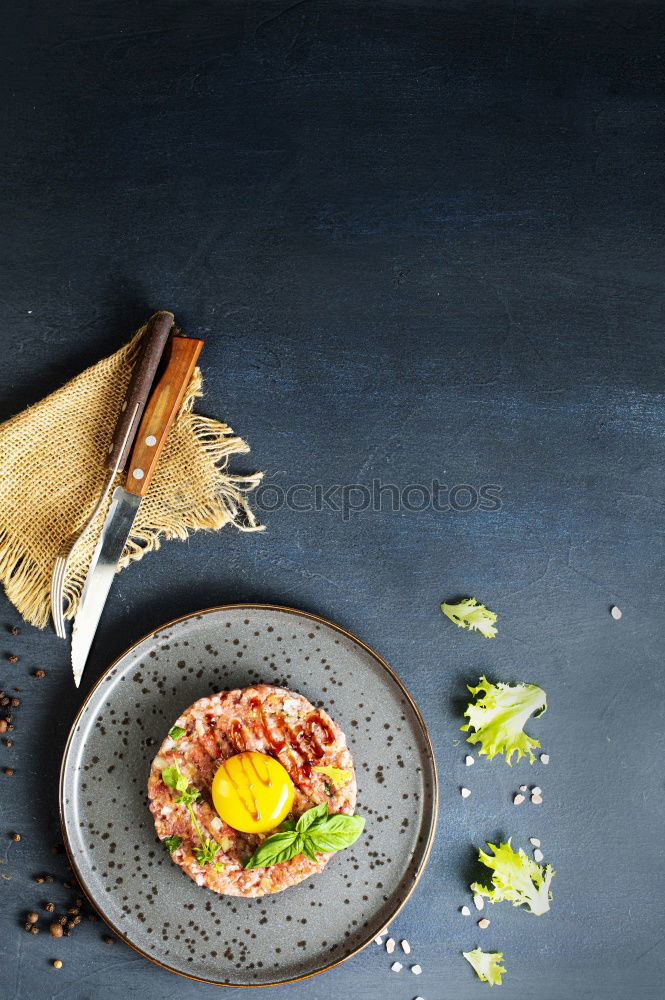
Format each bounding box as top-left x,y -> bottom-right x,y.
60,605 -> 438,987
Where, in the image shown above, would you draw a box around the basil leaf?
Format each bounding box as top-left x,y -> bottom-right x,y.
243,831 -> 301,870
296,802 -> 329,834
164,835 -> 182,853
168,725 -> 186,741
161,765 -> 189,792
305,814 -> 365,853
302,840 -> 318,862
278,817 -> 297,832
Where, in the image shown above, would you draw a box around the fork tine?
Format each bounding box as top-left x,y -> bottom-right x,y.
51,554 -> 68,638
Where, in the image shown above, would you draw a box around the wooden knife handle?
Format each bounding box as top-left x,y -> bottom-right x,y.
124,335 -> 204,498
106,310 -> 175,472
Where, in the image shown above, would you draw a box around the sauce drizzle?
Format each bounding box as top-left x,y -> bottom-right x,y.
229,704 -> 338,783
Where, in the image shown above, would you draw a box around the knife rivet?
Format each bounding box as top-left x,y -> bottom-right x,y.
145,435 -> 157,447
132,468 -> 145,480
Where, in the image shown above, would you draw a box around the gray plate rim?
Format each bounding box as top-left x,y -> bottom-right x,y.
59,603 -> 439,988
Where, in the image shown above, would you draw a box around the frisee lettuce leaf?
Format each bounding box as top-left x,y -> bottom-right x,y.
471,839 -> 555,916
441,598 -> 498,638
461,675 -> 547,764
463,947 -> 506,986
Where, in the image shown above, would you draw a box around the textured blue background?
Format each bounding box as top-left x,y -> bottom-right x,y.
1,2 -> 664,998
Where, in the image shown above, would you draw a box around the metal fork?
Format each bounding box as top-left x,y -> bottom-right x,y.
50,311 -> 174,636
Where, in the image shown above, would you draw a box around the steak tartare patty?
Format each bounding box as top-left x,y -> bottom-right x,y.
148,685 -> 357,897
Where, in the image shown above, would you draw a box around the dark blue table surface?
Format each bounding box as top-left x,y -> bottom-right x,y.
1,2 -> 664,998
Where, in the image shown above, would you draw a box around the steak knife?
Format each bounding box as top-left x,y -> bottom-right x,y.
71,335 -> 204,687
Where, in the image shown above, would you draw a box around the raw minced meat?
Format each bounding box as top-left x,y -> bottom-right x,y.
148,685 -> 357,897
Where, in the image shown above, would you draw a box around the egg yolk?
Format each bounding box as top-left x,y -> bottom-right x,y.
211,751 -> 295,834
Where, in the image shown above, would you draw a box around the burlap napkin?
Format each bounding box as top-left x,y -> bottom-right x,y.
0,323 -> 264,628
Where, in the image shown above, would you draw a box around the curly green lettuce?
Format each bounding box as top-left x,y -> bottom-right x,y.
462,675 -> 547,764
463,947 -> 506,986
471,839 -> 555,916
441,598 -> 497,638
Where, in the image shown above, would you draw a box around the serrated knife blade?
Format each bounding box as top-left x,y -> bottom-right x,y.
70,487 -> 141,687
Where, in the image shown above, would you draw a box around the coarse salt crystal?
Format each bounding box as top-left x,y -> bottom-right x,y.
375,936 -> 384,945
386,938 -> 395,954
534,848 -> 544,862
461,787 -> 471,798
519,784 -> 528,792
532,786 -> 542,795
401,940 -> 411,954
611,605 -> 622,620
465,755 -> 475,766
460,905 -> 471,916
412,965 -> 423,975
391,961 -> 402,972
532,793 -> 543,805
529,838 -> 541,848
478,918 -> 490,929
513,793 -> 525,805
473,894 -> 484,911
541,754 -> 550,765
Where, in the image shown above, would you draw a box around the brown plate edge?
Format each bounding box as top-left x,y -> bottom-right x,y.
59,603 -> 439,988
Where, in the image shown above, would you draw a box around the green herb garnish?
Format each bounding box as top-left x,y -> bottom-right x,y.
243,802 -> 365,870
161,766 -> 222,869
161,765 -> 189,792
462,675 -> 547,765
312,765 -> 352,789
168,725 -> 186,741
471,839 -> 555,916
164,835 -> 182,853
193,839 -> 221,866
463,947 -> 506,986
441,597 -> 498,638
